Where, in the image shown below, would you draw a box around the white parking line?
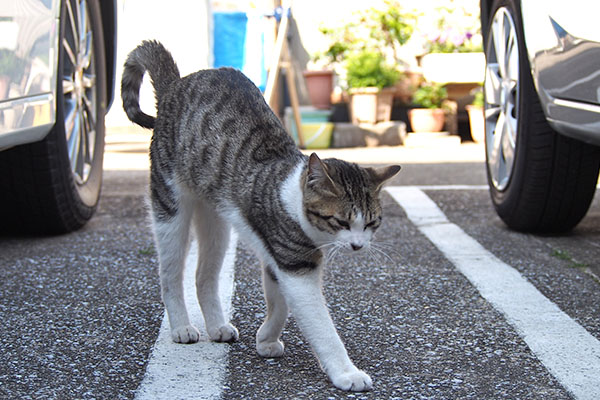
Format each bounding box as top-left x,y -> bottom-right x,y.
413,184 -> 488,191
134,231 -> 238,400
386,186 -> 600,400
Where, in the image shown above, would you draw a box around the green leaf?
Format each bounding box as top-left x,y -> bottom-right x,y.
346,51 -> 400,89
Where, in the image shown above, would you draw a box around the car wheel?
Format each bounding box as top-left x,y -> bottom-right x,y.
0,0 -> 106,234
484,0 -> 600,233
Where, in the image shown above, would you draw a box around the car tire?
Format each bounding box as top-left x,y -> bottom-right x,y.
0,0 -> 106,235
484,0 -> 600,233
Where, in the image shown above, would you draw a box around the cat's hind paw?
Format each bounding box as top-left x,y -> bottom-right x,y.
331,369 -> 373,392
256,339 -> 285,358
171,325 -> 201,344
208,323 -> 239,343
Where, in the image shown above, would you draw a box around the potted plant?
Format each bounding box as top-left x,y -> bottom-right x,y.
418,5 -> 485,85
303,70 -> 335,110
408,82 -> 448,132
466,87 -> 484,142
303,48 -> 339,110
420,29 -> 485,85
308,23 -> 357,108
346,50 -> 400,124
362,1 -> 419,103
318,1 -> 418,106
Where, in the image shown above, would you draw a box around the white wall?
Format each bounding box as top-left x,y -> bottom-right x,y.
106,0 -> 213,127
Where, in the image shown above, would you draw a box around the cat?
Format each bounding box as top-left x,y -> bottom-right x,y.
121,40 -> 400,392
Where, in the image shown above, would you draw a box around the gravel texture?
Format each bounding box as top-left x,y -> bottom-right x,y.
0,171 -> 162,400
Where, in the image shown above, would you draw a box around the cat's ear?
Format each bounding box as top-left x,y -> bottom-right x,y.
367,165 -> 401,191
306,153 -> 341,197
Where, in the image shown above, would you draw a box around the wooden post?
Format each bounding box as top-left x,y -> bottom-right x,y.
264,8 -> 305,148
264,9 -> 288,107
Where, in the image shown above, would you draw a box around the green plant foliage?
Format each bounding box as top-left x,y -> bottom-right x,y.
412,83 -> 448,109
365,0 -> 415,54
138,245 -> 156,257
346,51 -> 400,89
424,28 -> 483,53
472,89 -> 484,107
551,249 -> 587,269
318,1 -> 417,66
318,25 -> 355,64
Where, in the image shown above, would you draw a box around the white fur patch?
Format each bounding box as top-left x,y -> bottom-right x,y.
280,160 -> 333,246
336,211 -> 373,250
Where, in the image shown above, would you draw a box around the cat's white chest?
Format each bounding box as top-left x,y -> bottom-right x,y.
280,161 -> 329,245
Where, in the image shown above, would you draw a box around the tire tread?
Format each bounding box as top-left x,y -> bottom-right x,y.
486,0 -> 600,233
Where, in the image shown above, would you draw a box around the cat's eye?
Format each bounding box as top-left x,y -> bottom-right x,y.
364,217 -> 381,231
307,209 -> 351,231
334,218 -> 351,229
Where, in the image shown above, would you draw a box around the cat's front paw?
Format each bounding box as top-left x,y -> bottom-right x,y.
330,369 -> 373,392
171,325 -> 200,344
208,323 -> 239,343
256,339 -> 285,358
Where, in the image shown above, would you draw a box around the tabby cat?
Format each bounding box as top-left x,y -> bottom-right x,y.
121,40 -> 400,391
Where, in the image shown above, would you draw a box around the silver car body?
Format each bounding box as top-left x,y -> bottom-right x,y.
0,0 -> 58,149
520,0 -> 600,146
0,0 -> 115,151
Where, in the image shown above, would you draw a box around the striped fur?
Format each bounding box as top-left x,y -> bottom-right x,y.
121,40 -> 400,391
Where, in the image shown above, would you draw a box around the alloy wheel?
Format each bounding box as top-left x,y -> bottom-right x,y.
484,7 -> 519,191
61,0 -> 98,185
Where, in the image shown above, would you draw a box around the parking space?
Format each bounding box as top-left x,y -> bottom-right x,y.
1,131 -> 599,399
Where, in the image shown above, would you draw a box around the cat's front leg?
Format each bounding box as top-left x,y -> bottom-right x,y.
275,267 -> 372,391
256,265 -> 288,358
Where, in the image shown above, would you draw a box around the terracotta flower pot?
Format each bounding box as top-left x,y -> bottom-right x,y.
303,70 -> 334,109
408,108 -> 445,132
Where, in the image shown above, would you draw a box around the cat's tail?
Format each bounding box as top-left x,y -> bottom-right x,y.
121,40 -> 180,129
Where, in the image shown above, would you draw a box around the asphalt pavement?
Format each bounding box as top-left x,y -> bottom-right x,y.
0,127 -> 599,399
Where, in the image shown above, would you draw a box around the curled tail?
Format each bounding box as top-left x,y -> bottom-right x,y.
121,40 -> 180,129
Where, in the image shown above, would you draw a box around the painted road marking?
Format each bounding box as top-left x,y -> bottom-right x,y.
386,186 -> 600,400
134,231 -> 238,400
413,184 -> 488,190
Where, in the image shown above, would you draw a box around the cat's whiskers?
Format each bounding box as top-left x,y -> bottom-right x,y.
324,241 -> 346,265
372,241 -> 402,259
366,241 -> 397,266
295,241 -> 336,259
316,237 -> 399,266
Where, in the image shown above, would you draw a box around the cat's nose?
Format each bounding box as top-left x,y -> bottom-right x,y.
351,243 -> 363,251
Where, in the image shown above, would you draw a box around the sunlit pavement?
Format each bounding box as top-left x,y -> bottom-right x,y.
0,126 -> 598,399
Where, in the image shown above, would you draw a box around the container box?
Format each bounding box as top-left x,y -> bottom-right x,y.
284,107 -> 333,149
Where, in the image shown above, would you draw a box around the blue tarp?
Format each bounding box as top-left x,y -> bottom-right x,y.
213,12 -> 247,70
213,12 -> 267,91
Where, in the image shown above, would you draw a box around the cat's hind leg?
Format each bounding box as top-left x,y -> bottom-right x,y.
256,265 -> 288,357
193,200 -> 239,343
153,193 -> 199,344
